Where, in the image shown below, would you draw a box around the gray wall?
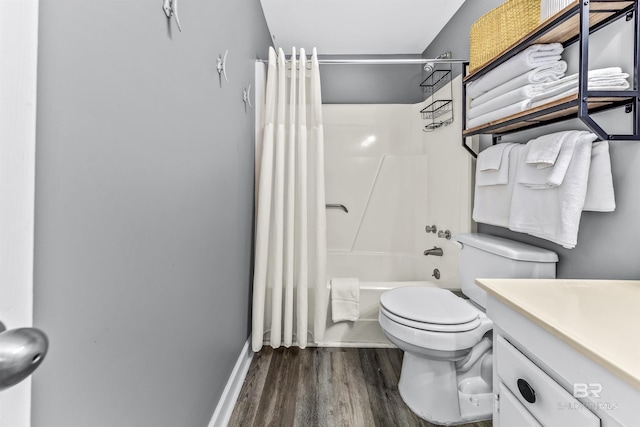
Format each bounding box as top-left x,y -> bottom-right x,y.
423,0 -> 503,77
321,57 -> 424,104
33,1 -> 271,426
424,7 -> 640,279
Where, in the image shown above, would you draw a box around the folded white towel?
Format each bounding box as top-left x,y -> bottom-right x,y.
468,100 -> 532,129
471,69 -> 631,123
530,69 -> 630,107
473,144 -> 524,227
530,76 -> 583,103
589,80 -> 631,90
583,141 -> 616,212
525,131 -> 571,168
530,87 -> 579,108
478,142 -> 510,171
470,61 -> 567,107
467,44 -> 564,99
530,83 -> 630,109
331,278 -> 360,322
477,143 -> 519,186
470,75 -> 578,119
510,136 -> 594,248
588,66 -> 624,77
468,86 -> 539,119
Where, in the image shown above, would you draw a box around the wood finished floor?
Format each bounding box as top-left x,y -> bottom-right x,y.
229,347 -> 493,427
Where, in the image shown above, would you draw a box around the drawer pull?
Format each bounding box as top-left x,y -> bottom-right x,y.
517,378 -> 536,404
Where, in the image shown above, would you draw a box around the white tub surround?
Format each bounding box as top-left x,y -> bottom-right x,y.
321,76 -> 474,347
478,278 -> 640,427
324,76 -> 474,288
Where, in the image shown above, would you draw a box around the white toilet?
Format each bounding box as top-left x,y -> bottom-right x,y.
378,233 -> 558,426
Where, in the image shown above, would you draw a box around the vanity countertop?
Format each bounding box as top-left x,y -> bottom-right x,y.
475,278 -> 640,390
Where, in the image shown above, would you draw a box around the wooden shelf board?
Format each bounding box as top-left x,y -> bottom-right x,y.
463,94 -> 634,136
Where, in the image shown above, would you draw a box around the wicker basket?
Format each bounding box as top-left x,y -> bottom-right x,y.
469,0 -> 542,72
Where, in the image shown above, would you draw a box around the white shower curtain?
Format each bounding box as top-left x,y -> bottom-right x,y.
252,47 -> 327,352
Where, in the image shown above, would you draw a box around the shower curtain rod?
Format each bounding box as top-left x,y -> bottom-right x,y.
256,57 -> 468,65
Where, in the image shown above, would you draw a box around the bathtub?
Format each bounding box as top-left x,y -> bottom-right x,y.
323,250 -> 462,347
322,278 -> 461,347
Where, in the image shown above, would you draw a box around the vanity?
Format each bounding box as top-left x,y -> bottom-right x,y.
476,279 -> 640,427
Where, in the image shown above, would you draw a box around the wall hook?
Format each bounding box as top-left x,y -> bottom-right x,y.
217,50 -> 229,84
162,0 -> 182,32
243,84 -> 253,110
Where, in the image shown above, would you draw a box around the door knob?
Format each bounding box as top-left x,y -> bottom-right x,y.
0,321 -> 48,391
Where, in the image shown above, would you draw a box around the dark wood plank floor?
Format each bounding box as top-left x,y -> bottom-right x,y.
229,347 -> 493,427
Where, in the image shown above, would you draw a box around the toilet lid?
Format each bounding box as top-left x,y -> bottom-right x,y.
380,287 -> 479,326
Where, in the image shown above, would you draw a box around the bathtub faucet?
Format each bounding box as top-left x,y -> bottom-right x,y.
423,247 -> 443,256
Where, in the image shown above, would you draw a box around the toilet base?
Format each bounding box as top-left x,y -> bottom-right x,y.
398,352 -> 492,426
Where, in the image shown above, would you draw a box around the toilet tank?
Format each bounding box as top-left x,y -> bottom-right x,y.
455,233 -> 558,309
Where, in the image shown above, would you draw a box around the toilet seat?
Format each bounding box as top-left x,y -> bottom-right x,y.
379,306 -> 481,332
379,308 -> 493,354
380,287 -> 481,332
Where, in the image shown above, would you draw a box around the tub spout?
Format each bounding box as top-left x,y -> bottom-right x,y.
423,247 -> 443,256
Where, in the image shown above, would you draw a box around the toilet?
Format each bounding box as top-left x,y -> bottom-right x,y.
378,233 -> 558,426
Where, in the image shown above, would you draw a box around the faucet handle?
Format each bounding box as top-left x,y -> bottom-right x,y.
438,230 -> 451,240
425,225 -> 437,233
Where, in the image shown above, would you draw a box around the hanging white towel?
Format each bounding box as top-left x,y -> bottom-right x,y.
467,44 -> 564,99
525,131 -> 572,168
478,142 -> 511,171
583,141 -> 616,212
477,143 -> 519,186
509,135 -> 594,249
470,61 -> 567,107
473,144 -> 525,227
331,278 -> 360,322
517,131 -> 596,188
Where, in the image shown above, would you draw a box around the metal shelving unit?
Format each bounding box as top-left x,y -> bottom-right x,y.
461,0 -> 640,158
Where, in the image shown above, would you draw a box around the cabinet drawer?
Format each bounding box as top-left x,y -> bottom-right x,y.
499,382 -> 542,427
496,335 -> 599,427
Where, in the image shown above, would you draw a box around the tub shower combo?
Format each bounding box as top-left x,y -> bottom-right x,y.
252,54 -> 473,350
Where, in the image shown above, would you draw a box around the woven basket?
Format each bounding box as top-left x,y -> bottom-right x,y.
469,0 -> 542,72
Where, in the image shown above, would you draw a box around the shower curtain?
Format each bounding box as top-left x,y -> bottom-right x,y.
252,47 -> 327,352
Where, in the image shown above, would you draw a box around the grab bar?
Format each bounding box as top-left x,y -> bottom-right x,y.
325,204 -> 349,213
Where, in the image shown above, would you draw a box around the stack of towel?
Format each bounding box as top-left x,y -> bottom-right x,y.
473,131 -> 615,249
467,43 -> 567,128
466,43 -> 631,128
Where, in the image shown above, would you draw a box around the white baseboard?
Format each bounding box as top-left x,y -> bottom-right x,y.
208,336 -> 254,427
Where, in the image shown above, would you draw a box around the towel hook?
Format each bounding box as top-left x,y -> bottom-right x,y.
243,84 -> 253,110
217,50 -> 229,85
162,0 -> 182,32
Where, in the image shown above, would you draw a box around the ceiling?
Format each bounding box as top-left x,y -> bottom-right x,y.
259,0 -> 467,55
